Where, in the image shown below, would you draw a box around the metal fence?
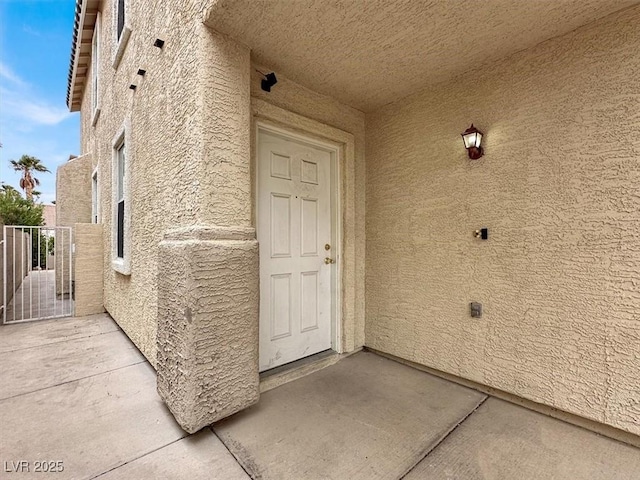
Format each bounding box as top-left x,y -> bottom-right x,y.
2,226 -> 74,324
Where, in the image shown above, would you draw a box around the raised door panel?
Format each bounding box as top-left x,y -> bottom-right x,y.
301,198 -> 318,257
300,271 -> 319,332
270,193 -> 291,258
270,273 -> 292,340
270,152 -> 291,180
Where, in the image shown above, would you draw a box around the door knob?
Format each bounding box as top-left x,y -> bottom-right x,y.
324,257 -> 335,264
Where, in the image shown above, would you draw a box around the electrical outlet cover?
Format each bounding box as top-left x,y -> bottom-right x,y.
470,302 -> 483,318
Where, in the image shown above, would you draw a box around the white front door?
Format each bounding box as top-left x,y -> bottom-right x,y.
257,128 -> 335,372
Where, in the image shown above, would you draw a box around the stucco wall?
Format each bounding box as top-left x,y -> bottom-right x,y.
56,154 -> 93,227
81,0 -> 216,365
55,155 -> 93,227
56,154 -> 93,296
365,6 -> 640,436
74,223 -> 105,317
75,0 -> 264,430
250,67 -> 367,351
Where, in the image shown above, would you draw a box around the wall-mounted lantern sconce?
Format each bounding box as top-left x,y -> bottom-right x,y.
154,39 -> 165,49
137,69 -> 146,77
461,124 -> 484,159
129,84 -> 137,90
260,72 -> 278,92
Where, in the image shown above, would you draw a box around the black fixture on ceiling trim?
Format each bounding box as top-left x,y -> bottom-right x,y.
137,69 -> 146,76
154,38 -> 165,49
129,84 -> 137,90
259,71 -> 278,92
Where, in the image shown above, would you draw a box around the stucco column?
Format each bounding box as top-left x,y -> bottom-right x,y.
157,226 -> 258,432
156,26 -> 259,432
197,26 -> 252,228
55,154 -> 93,297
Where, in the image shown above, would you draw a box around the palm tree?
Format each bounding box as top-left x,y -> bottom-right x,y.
9,155 -> 50,200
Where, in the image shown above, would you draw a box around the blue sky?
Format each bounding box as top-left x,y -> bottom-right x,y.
0,0 -> 79,204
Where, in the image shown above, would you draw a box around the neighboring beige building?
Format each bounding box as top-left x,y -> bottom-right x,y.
42,205 -> 56,228
61,0 -> 640,438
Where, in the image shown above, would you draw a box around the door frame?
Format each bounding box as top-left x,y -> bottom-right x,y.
255,121 -> 343,355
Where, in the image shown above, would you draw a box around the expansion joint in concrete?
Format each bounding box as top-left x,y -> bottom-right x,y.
0,329 -> 117,354
88,435 -> 189,479
209,427 -> 256,479
0,360 -> 147,403
400,396 -> 489,479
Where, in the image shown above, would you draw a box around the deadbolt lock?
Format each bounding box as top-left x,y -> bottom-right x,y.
325,244 -> 331,250
324,257 -> 335,264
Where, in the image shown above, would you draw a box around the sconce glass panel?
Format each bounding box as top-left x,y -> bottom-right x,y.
461,125 -> 483,149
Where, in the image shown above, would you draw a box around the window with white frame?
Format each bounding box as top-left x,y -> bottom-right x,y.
116,0 -> 125,40
91,13 -> 100,122
112,0 -> 131,69
115,141 -> 125,259
111,120 -> 131,274
91,168 -> 99,224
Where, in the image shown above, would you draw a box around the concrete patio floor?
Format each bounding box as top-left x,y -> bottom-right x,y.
0,314 -> 247,480
1,314 -> 638,479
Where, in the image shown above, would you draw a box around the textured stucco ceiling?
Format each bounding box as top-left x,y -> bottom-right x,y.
205,0 -> 637,112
